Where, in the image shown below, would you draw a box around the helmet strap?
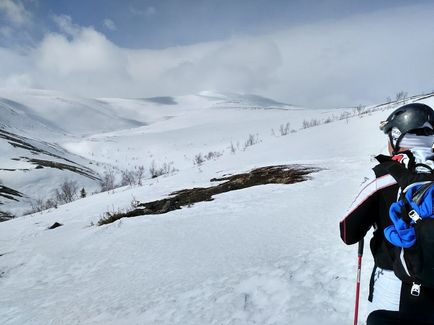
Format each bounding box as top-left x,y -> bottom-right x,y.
389,132 -> 406,155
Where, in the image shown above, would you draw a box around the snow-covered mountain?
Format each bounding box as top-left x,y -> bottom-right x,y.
1,89 -> 434,324
0,88 -> 312,216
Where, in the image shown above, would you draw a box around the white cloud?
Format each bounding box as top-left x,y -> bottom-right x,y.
263,5 -> 434,107
103,18 -> 117,31
35,29 -> 123,74
0,0 -> 31,26
52,14 -> 80,36
1,5 -> 434,108
143,38 -> 282,95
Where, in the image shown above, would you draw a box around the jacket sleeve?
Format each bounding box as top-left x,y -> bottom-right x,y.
340,170 -> 379,245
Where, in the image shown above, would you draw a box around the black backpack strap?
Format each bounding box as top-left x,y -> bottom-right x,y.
414,163 -> 434,172
412,182 -> 434,205
374,155 -> 413,189
374,153 -> 434,189
375,154 -> 434,225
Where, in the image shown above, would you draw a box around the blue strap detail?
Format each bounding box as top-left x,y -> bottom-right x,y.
384,184 -> 434,248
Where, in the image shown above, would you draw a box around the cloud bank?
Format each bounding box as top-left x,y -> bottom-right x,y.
1,4 -> 434,108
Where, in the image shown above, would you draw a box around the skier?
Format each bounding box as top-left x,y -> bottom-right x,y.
340,103 -> 434,324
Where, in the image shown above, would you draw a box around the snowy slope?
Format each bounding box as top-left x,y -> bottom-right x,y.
0,89 -> 312,215
61,92 -> 321,170
0,127 -> 101,215
0,88 -> 145,138
1,91 -> 434,324
0,88 -> 152,215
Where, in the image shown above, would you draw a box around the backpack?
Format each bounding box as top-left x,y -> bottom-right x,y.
377,152 -> 434,296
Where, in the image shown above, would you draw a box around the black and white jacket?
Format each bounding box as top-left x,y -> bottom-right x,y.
340,148 -> 434,320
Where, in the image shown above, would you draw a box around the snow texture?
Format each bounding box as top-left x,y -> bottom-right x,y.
2,89 -> 434,324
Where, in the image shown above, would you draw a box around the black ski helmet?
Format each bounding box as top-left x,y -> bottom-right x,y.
379,103 -> 434,152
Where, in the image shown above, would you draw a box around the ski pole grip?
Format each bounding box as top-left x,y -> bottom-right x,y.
358,239 -> 364,257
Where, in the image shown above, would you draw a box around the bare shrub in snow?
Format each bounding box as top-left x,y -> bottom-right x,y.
55,180 -> 78,204
193,151 -> 224,165
44,198 -> 58,209
204,151 -> 223,160
30,198 -> 45,213
230,142 -> 237,154
97,204 -> 149,226
279,122 -> 291,136
27,196 -> 58,214
120,165 -> 146,186
339,111 -> 351,121
395,91 -> 408,103
149,160 -> 177,178
25,180 -> 90,214
324,116 -> 333,124
302,118 -> 321,129
120,169 -> 136,186
98,208 -> 126,226
100,168 -> 117,192
149,160 -> 159,178
355,105 -> 365,116
193,153 -> 205,166
243,134 -> 260,150
135,165 -> 145,186
165,162 -> 178,175
130,196 -> 141,210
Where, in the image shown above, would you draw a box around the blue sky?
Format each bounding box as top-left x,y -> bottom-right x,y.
3,0 -> 433,49
1,0 -> 434,107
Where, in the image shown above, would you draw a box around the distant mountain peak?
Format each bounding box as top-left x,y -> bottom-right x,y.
197,90 -> 298,110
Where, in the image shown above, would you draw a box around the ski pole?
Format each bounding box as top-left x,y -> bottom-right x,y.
354,239 -> 364,325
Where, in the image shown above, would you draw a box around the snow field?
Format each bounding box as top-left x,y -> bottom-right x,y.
2,91 -> 433,324
0,157 -> 373,324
